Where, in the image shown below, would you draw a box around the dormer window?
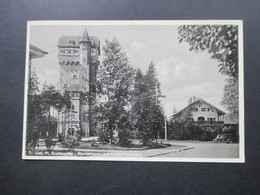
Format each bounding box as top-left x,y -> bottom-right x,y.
69,40 -> 76,45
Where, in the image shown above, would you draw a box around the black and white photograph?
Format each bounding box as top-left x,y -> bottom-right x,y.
22,20 -> 244,162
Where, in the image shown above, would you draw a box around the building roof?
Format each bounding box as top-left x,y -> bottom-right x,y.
29,44 -> 48,59
79,28 -> 90,42
172,98 -> 226,118
58,34 -> 100,48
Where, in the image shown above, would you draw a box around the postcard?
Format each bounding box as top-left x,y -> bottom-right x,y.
22,20 -> 244,162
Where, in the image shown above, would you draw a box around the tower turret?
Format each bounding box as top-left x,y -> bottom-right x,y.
79,28 -> 91,93
79,28 -> 91,43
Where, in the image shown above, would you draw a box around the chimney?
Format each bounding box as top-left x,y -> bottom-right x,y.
188,97 -> 192,105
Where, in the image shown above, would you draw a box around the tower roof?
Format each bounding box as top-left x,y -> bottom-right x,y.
79,28 -> 90,43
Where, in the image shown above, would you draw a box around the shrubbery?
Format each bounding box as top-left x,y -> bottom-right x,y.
168,121 -> 224,141
222,125 -> 239,142
62,135 -> 80,151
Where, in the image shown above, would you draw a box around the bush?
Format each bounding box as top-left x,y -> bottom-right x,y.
63,135 -> 80,151
98,130 -> 110,143
222,125 -> 239,142
118,127 -> 132,147
75,129 -> 83,141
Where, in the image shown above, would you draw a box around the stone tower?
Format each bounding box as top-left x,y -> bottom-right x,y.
57,28 -> 100,137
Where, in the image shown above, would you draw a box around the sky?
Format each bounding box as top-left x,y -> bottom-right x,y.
29,23 -> 227,118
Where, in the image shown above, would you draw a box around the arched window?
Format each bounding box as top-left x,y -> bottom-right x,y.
67,128 -> 74,136
198,116 -> 205,122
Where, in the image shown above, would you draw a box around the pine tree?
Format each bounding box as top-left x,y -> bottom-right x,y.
130,63 -> 165,145
144,62 -> 161,103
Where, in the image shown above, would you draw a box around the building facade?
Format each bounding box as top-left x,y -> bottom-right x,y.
57,29 -> 100,137
172,98 -> 226,126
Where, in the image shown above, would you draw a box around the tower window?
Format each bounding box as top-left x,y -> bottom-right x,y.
82,76 -> 84,80
64,84 -> 69,88
73,75 -> 77,79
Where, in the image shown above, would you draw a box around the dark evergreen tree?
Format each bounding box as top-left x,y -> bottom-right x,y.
130,63 -> 165,145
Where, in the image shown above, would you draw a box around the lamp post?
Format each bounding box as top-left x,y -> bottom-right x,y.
155,82 -> 166,141
165,118 -> 167,142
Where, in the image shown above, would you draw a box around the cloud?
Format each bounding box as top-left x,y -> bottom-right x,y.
36,68 -> 59,90
44,69 -> 58,77
131,41 -> 147,51
154,56 -> 226,117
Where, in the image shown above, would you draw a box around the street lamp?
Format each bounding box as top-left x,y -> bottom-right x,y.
165,118 -> 167,142
155,82 -> 167,142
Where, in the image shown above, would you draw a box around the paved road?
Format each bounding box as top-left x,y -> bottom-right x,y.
33,140 -> 239,160
148,141 -> 239,159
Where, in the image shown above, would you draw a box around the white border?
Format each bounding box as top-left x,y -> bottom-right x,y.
22,20 -> 244,163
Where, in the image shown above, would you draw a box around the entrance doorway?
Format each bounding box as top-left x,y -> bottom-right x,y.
198,116 -> 205,122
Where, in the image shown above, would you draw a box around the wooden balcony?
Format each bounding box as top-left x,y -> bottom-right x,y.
195,121 -> 224,127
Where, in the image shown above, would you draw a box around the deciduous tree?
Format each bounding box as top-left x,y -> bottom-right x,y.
221,77 -> 238,115
178,25 -> 238,78
178,25 -> 239,114
94,38 -> 135,144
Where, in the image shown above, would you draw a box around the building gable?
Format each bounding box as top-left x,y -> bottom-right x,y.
172,98 -> 226,122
